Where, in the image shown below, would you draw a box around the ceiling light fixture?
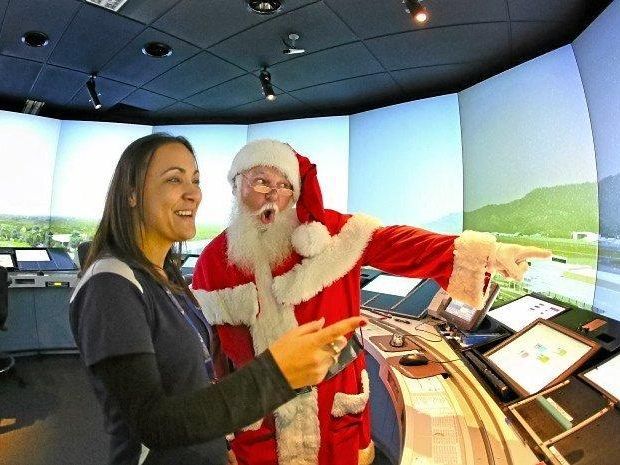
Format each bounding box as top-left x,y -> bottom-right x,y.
85,0 -> 129,12
259,68 -> 276,102
21,31 -> 49,48
403,0 -> 429,24
23,99 -> 45,115
282,33 -> 305,55
86,74 -> 102,110
247,0 -> 282,15
142,42 -> 173,58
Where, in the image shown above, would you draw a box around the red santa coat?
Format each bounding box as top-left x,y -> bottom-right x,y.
192,210 -> 495,465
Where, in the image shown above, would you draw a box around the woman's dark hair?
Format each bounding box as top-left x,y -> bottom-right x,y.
83,133 -> 196,295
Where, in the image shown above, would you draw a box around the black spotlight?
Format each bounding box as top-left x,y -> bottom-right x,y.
86,75 -> 102,110
247,0 -> 282,15
21,31 -> 49,47
403,0 -> 429,23
259,68 -> 276,102
142,42 -> 173,58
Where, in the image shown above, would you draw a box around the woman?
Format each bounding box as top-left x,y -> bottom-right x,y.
70,133 -> 364,465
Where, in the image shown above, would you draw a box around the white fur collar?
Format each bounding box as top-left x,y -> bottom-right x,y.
272,214 -> 382,306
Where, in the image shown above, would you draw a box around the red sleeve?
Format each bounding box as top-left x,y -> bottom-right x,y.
362,226 -> 457,289
192,234 -> 256,370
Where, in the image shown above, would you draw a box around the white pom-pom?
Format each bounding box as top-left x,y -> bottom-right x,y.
292,222 -> 331,257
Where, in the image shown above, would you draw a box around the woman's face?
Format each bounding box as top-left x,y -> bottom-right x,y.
140,142 -> 201,250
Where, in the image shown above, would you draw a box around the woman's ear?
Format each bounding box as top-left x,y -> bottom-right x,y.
129,191 -> 137,208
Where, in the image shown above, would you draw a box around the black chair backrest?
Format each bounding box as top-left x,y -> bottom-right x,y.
0,266 -> 8,330
77,241 -> 92,269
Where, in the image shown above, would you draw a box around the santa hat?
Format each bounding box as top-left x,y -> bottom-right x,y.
228,139 -> 331,257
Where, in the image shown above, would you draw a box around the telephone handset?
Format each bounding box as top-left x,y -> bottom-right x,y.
427,288 -> 451,319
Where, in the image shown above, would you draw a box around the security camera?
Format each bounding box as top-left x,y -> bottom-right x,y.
282,33 -> 305,55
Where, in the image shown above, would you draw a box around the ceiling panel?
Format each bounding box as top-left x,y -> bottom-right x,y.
48,3 -> 144,73
144,51 -> 245,100
67,76 -> 135,111
117,0 -> 181,25
0,55 -> 42,99
392,61 -> 496,98
121,88 -> 175,111
291,73 -> 404,112
324,0 -> 507,39
154,101 -> 213,122
153,0 -> 315,49
508,0 -> 586,22
0,0 -> 609,124
267,42 -> 385,91
100,27 -> 199,86
366,22 -> 510,71
30,65 -> 89,106
510,21 -> 574,63
227,93 -> 312,123
186,73 -> 273,110
208,1 -> 358,72
0,0 -> 80,62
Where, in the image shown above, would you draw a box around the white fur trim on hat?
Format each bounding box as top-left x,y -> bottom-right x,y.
446,230 -> 496,309
291,221 -> 331,257
228,139 -> 301,199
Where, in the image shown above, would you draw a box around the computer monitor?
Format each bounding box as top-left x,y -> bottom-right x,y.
581,352 -> 620,403
0,253 -> 16,270
487,295 -> 568,332
181,255 -> 199,270
361,274 -> 422,297
485,319 -> 598,396
15,248 -> 51,262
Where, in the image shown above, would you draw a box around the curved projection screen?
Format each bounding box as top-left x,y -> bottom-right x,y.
0,1 -> 618,321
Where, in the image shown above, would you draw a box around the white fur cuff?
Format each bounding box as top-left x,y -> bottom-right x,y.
192,283 -> 259,326
331,370 -> 370,417
446,230 -> 496,309
291,221 -> 331,257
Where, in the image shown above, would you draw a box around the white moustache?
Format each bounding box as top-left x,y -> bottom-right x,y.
255,203 -> 280,216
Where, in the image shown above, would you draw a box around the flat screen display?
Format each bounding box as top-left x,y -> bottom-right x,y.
0,253 -> 16,269
487,321 -> 593,395
181,256 -> 199,269
361,275 -> 422,297
582,353 -> 620,402
487,295 -> 567,332
15,249 -> 51,262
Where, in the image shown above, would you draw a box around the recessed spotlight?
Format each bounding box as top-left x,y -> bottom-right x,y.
141,42 -> 173,58
21,31 -> 49,48
403,0 -> 429,24
259,68 -> 276,102
247,0 -> 282,15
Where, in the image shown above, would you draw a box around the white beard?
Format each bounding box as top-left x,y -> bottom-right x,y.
226,196 -> 299,274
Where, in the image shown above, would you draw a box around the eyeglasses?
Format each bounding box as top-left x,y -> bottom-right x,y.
242,174 -> 294,197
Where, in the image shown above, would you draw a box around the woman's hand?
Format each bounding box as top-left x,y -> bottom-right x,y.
269,316 -> 367,389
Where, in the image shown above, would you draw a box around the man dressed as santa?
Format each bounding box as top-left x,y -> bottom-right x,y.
191,139 -> 551,465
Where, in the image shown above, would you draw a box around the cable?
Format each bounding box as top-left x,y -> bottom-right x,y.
411,321 -> 442,343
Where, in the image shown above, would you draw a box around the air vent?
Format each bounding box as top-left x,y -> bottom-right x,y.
23,99 -> 45,115
85,0 -> 129,12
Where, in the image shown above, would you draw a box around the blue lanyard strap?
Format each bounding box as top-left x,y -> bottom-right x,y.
164,288 -> 212,363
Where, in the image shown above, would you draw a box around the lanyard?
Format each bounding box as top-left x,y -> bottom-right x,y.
164,288 -> 212,363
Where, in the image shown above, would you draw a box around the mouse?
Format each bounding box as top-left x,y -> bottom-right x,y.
399,352 -> 429,366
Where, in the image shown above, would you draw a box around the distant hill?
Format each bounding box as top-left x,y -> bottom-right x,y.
464,181 -> 599,238
599,173 -> 620,238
